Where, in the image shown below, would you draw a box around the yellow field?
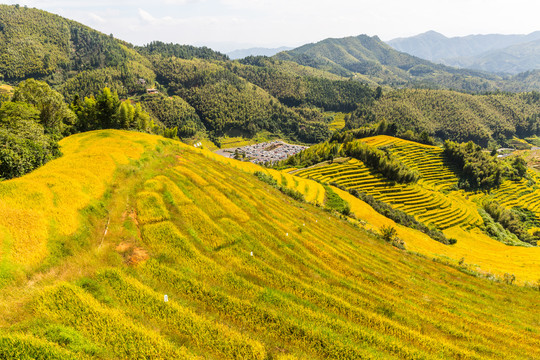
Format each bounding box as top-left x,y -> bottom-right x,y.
0,130 -> 160,271
219,136 -> 257,149
0,84 -> 13,93
0,130 -> 539,359
294,157 -> 481,231
328,112 -> 347,131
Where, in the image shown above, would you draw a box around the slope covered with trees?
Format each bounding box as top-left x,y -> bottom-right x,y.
3,4 -> 540,150
0,5 -> 130,81
387,31 -> 540,65
233,56 -> 375,111
275,34 -> 504,92
355,89 -> 540,147
277,34 -> 540,92
0,5 -> 365,146
151,56 -> 332,142
140,94 -> 206,138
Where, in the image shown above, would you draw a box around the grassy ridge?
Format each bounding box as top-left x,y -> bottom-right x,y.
0,131 -> 539,359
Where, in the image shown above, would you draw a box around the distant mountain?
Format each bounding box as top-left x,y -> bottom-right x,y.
388,31 -> 540,63
387,31 -> 540,74
275,34 -> 506,92
227,46 -> 293,60
445,39 -> 540,74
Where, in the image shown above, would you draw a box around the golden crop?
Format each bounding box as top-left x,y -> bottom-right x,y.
1,131 -> 539,359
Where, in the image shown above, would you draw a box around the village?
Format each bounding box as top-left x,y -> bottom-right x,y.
217,141 -> 308,164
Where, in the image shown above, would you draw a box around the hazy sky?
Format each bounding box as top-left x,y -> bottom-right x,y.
3,0 -> 540,52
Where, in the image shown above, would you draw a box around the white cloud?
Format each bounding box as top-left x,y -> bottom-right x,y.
88,13 -> 106,23
137,8 -> 157,24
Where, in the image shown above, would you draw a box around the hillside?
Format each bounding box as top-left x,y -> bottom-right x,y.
275,34 -> 507,92
277,34 -> 540,92
3,4 -> 540,151
0,5 -> 380,145
387,31 -> 540,65
0,130 -> 539,359
286,135 -> 540,275
0,5 -> 127,80
363,89 -> 540,147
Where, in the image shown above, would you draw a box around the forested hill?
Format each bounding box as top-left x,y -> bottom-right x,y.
2,4 -> 540,153
387,31 -> 540,75
0,4 -> 377,145
349,89 -> 540,147
275,34 -> 501,92
275,34 -> 540,92
0,5 -> 131,80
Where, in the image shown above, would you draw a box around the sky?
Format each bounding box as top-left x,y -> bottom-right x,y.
3,0 -> 540,52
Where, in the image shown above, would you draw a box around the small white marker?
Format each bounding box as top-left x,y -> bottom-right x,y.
286,233 -> 289,236
316,220 -> 318,223
250,251 -> 253,256
164,294 -> 168,302
303,223 -> 305,226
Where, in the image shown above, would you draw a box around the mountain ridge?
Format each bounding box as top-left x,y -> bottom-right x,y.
275,34 -> 507,92
388,30 -> 540,74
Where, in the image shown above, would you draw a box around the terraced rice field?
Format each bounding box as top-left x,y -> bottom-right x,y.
482,173 -> 540,216
294,156 -> 481,231
1,130 -> 539,359
328,112 -> 346,131
361,135 -> 459,191
219,136 -> 256,149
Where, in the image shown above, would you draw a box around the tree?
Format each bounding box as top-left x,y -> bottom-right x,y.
0,100 -> 60,179
117,100 -> 135,129
12,79 -> 76,134
133,103 -> 149,131
95,87 -> 120,128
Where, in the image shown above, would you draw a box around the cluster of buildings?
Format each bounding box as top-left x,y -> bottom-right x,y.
224,141 -> 308,164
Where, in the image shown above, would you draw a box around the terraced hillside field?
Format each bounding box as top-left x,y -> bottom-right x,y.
293,136 -> 483,232
477,172 -> 540,220
0,130 -> 539,359
361,136 -> 540,228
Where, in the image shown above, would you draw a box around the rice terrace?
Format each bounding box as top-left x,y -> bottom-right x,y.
1,2 -> 540,359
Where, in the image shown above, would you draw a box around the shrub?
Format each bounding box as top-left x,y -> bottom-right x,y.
380,225 -> 397,242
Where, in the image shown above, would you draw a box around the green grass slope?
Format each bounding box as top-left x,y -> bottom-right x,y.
0,130 -> 539,359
